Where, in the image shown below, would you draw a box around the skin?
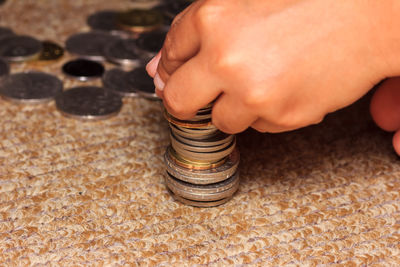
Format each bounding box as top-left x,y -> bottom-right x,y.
147,0 -> 400,154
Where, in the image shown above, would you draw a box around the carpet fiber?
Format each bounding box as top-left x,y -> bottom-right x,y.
0,0 -> 399,265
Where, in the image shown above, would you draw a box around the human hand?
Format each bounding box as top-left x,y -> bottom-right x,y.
370,77 -> 400,156
147,0 -> 398,134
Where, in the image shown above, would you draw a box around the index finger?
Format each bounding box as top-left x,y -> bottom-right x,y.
156,0 -> 203,83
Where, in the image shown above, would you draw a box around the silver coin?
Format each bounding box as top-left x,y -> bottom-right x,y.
0,35 -> 42,62
169,190 -> 232,208
87,10 -> 130,38
0,72 -> 63,104
0,26 -> 14,37
126,66 -> 159,100
172,130 -> 233,147
170,131 -> 234,153
65,31 -> 120,61
164,146 -> 240,184
102,68 -> 138,97
55,86 -> 122,120
0,58 -> 9,77
104,38 -> 142,68
165,171 -> 240,201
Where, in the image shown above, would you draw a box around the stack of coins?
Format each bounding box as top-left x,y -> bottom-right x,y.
164,104 -> 240,207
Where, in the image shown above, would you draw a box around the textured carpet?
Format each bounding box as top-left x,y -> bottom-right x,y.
0,0 -> 400,266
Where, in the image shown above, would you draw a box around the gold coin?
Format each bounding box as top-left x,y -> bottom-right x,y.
117,9 -> 163,33
164,147 -> 240,184
164,110 -> 214,128
38,40 -> 64,61
167,146 -> 226,170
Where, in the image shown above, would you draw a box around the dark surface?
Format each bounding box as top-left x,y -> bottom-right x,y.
0,58 -> 9,76
62,59 -> 105,81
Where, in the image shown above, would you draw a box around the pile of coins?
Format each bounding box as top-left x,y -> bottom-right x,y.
0,0 -> 240,207
164,105 -> 240,207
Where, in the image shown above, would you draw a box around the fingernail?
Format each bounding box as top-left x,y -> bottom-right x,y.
154,72 -> 165,91
147,55 -> 158,68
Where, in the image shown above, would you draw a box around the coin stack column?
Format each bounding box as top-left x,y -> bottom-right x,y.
164,104 -> 240,207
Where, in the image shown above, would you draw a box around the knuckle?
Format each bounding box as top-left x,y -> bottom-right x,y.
162,35 -> 179,62
163,91 -> 192,120
193,1 -> 222,31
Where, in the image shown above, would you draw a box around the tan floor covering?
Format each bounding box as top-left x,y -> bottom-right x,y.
0,0 -> 399,266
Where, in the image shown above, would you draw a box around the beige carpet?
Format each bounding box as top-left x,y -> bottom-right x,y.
0,0 -> 399,265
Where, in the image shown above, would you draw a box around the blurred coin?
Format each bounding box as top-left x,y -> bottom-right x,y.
65,31 -> 120,61
165,146 -> 240,184
126,66 -> 159,100
165,171 -> 240,201
0,72 -> 63,104
0,35 -> 42,62
55,86 -> 122,120
87,10 -> 130,38
38,40 -> 64,62
62,58 -> 105,81
135,30 -> 167,60
0,26 -> 13,37
0,58 -> 9,77
102,68 -> 138,97
104,38 -> 141,68
169,191 -> 232,207
117,9 -> 163,33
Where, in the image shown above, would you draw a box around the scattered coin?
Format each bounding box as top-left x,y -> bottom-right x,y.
0,35 -> 42,62
0,72 -> 63,104
102,68 -> 138,97
37,40 -> 64,62
87,10 -> 130,38
135,30 -> 167,60
62,58 -> 105,81
0,26 -> 13,37
65,31 -> 120,61
117,9 -> 164,33
104,38 -> 141,68
55,86 -> 122,120
0,58 -> 9,77
126,66 -> 159,100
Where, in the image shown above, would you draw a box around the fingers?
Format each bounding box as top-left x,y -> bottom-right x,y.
163,56 -> 222,120
156,1 -> 203,82
212,94 -> 258,134
393,130 -> 400,156
250,118 -> 293,133
370,77 -> 400,132
146,51 -> 161,78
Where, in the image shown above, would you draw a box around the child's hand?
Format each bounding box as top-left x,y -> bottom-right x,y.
147,0 -> 399,134
370,78 -> 400,155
